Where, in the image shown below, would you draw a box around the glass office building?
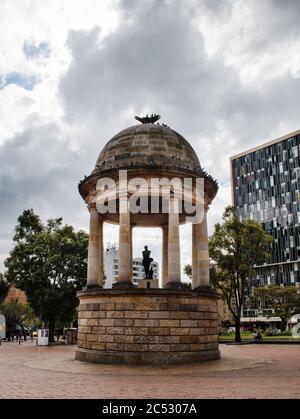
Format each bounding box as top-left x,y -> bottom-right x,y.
231,130 -> 300,287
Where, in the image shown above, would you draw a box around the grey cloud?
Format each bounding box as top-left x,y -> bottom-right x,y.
59,0 -> 300,174
265,0 -> 300,38
60,0 -> 231,138
0,123 -> 88,270
225,0 -> 300,55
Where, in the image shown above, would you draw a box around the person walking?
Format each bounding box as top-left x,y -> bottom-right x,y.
18,329 -> 23,345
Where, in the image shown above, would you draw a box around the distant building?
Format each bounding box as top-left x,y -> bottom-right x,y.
104,244 -> 159,288
217,294 -> 235,329
4,284 -> 27,305
103,244 -> 119,288
132,257 -> 159,283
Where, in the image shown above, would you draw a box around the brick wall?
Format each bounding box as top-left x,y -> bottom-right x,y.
76,292 -> 219,363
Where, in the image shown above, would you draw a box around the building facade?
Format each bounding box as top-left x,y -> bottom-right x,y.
132,257 -> 159,283
104,244 -> 159,288
4,284 -> 27,305
231,129 -> 300,288
103,244 -> 119,288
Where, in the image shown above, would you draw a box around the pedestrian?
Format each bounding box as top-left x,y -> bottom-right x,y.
253,330 -> 262,343
18,329 -> 23,345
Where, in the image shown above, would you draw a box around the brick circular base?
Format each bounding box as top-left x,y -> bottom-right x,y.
76,288 -> 220,365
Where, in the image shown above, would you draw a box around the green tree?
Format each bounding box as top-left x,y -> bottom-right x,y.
181,281 -> 192,289
0,273 -> 11,306
209,206 -> 272,342
253,286 -> 300,331
4,209 -> 88,342
0,302 -> 39,338
182,264 -> 192,289
183,264 -> 192,280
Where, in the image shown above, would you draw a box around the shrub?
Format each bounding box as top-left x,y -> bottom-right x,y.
265,328 -> 281,336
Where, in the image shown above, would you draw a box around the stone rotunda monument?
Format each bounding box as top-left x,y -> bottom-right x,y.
76,115 -> 220,365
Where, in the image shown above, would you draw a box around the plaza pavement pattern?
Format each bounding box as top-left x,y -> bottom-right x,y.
0,342 -> 300,399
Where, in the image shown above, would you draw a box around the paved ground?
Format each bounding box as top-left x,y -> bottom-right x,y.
0,341 -> 299,399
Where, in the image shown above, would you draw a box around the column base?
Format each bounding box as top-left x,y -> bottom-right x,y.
76,348 -> 220,365
76,289 -> 220,366
84,284 -> 102,291
112,281 -> 136,289
193,284 -> 214,293
165,281 -> 185,290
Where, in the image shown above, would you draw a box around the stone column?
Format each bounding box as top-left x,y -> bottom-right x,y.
192,211 -> 210,290
130,225 -> 133,279
162,225 -> 169,288
167,196 -> 183,289
192,222 -> 199,288
86,205 -> 100,289
114,206 -> 133,288
98,218 -> 104,287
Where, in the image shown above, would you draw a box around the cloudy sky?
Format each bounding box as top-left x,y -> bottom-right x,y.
1,0 -> 300,280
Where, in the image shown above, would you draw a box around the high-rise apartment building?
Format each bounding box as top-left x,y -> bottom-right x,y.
231,129 -> 300,287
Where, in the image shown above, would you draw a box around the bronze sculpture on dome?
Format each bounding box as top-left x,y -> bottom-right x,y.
135,114 -> 161,124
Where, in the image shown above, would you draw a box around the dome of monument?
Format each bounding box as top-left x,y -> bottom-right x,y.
93,123 -> 201,174
79,116 -> 218,208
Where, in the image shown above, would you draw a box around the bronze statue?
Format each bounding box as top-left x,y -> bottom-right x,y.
135,114 -> 161,124
142,246 -> 154,279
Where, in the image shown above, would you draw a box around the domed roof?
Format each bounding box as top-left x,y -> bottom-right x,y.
93,123 -> 201,174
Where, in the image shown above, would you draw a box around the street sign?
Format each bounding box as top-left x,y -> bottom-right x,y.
0,314 -> 6,340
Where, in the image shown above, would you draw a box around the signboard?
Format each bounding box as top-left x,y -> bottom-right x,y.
0,314 -> 6,340
37,329 -> 49,346
241,316 -> 281,323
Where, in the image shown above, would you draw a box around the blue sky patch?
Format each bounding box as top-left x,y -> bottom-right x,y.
0,72 -> 37,90
23,41 -> 50,59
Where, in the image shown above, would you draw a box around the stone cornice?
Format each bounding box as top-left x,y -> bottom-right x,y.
77,287 -> 218,299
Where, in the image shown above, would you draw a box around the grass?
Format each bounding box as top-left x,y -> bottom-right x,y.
219,333 -> 297,342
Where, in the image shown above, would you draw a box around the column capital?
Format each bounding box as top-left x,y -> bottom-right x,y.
87,203 -> 97,213
204,195 -> 210,212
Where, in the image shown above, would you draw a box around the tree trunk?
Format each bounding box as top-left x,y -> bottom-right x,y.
235,317 -> 242,343
20,324 -> 26,341
48,318 -> 55,343
281,318 -> 287,332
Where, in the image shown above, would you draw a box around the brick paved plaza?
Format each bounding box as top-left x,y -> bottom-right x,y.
0,341 -> 300,399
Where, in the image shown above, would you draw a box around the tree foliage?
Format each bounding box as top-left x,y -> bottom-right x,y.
4,209 -> 88,341
209,206 -> 273,342
183,264 -> 192,280
0,274 -> 11,306
253,286 -> 300,331
181,281 -> 192,289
